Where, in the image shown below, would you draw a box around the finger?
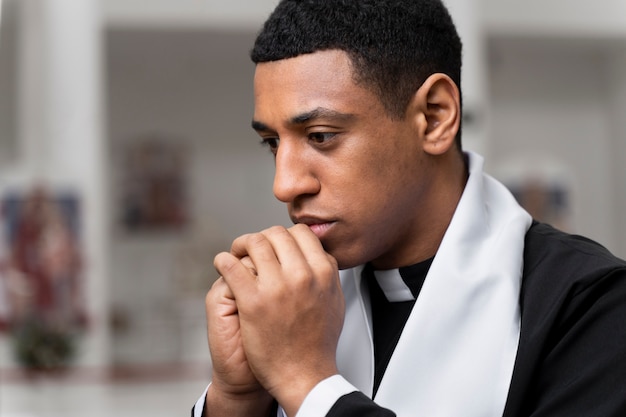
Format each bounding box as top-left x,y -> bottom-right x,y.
240,256 -> 257,276
231,232 -> 281,277
213,251 -> 256,300
259,226 -> 310,271
205,277 -> 237,317
209,276 -> 234,298
288,224 -> 337,270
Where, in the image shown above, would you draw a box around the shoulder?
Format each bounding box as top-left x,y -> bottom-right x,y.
518,220 -> 626,353
518,221 -> 626,352
522,221 -> 626,296
524,221 -> 626,270
505,223 -> 626,416
519,221 -> 626,337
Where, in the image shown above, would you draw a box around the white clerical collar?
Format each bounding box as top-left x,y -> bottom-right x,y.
373,269 -> 414,302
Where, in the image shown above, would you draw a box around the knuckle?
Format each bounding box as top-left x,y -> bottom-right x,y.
246,232 -> 270,250
310,255 -> 337,278
230,230 -> 278,256
263,225 -> 290,240
317,262 -> 336,279
265,225 -> 288,234
230,232 -> 250,247
291,265 -> 312,282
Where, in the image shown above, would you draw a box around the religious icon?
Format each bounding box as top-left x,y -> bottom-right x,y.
0,185 -> 86,369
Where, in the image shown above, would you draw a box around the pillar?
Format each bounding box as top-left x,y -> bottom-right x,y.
13,0 -> 110,368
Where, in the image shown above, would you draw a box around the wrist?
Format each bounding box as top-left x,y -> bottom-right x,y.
270,366 -> 339,417
206,384 -> 273,417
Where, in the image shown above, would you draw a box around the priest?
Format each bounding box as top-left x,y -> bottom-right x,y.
193,1 -> 626,416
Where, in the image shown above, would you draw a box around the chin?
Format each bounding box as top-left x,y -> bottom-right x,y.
323,240 -> 372,270
332,251 -> 367,271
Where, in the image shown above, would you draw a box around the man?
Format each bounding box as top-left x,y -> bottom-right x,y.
193,0 -> 626,416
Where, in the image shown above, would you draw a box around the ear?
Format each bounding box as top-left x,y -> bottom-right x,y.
410,73 -> 461,156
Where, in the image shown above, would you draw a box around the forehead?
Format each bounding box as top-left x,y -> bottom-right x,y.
253,50 -> 377,123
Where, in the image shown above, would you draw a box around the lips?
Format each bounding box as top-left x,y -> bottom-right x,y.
292,215 -> 336,240
307,222 -> 335,238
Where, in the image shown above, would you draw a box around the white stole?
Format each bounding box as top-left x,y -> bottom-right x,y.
336,152 -> 532,416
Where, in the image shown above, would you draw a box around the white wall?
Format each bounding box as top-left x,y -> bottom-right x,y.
486,37 -> 624,257
606,46 -> 626,257
0,0 -> 17,166
480,0 -> 626,37
475,0 -> 626,259
103,0 -> 279,29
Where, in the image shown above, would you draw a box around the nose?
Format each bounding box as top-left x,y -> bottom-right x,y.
272,141 -> 320,203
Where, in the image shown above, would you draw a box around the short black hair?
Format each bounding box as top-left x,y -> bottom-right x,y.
251,0 -> 463,147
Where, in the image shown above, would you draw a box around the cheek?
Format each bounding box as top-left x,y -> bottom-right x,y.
344,156 -> 424,241
357,129 -> 419,184
331,141 -> 417,222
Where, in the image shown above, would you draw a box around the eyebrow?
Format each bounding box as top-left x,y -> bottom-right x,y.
251,120 -> 271,132
289,107 -> 356,125
251,107 -> 356,132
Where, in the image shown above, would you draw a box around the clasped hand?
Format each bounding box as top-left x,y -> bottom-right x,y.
206,224 -> 345,417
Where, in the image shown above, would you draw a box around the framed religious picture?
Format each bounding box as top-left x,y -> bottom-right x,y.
117,136 -> 189,233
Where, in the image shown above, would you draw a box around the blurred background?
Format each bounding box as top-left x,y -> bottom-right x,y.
0,0 -> 625,415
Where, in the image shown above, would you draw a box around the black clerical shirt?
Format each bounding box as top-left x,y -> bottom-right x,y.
364,258 -> 433,396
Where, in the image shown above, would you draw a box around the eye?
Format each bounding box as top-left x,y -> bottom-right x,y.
260,137 -> 279,154
308,132 -> 336,144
